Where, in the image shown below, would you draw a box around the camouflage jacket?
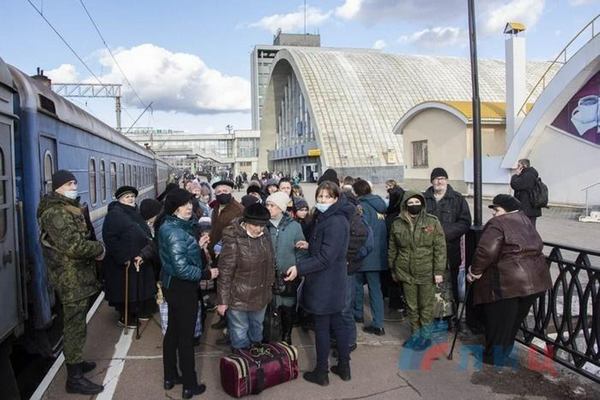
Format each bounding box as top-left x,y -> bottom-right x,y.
37,192 -> 104,304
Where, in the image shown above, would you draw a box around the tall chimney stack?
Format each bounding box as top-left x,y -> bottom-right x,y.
504,22 -> 527,150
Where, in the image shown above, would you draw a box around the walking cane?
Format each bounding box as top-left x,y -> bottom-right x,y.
135,258 -> 142,340
447,282 -> 472,360
124,261 -> 131,335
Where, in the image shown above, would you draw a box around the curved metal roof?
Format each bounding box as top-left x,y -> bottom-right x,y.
0,57 -> 14,92
269,47 -> 551,167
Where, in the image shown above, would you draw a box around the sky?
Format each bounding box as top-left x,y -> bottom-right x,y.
1,0 -> 598,134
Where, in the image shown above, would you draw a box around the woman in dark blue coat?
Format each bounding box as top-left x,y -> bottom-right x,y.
285,181 -> 351,386
352,179 -> 388,335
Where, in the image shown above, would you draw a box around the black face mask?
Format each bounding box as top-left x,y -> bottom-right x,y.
216,193 -> 232,205
407,205 -> 423,215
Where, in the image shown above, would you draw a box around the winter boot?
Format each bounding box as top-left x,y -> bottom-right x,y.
79,360 -> 97,373
330,362 -> 351,381
279,306 -> 294,345
65,363 -> 104,395
303,369 -> 329,386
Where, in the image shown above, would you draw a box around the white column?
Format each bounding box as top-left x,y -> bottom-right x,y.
505,33 -> 527,149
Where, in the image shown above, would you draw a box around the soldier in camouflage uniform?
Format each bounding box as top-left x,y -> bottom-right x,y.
37,170 -> 105,395
388,191 -> 447,351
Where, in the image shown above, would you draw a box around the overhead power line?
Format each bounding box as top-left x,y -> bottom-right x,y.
78,0 -> 148,110
25,0 -> 104,86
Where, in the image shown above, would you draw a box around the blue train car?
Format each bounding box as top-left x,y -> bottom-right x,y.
0,55 -> 173,394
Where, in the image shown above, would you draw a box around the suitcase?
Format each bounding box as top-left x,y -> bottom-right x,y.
220,342 -> 299,397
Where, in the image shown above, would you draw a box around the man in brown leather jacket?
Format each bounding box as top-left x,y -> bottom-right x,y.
216,203 -> 275,349
468,194 -> 552,366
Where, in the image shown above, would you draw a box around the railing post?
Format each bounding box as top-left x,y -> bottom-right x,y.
585,188 -> 589,217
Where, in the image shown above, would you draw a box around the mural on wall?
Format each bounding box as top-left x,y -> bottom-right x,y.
551,70 -> 600,145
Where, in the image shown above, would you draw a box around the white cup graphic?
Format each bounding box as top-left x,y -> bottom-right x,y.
572,95 -> 598,124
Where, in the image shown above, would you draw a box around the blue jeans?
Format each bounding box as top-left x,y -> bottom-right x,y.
341,274 -> 357,346
353,271 -> 385,329
227,307 -> 267,349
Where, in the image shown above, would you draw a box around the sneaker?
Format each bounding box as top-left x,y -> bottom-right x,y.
117,318 -> 137,328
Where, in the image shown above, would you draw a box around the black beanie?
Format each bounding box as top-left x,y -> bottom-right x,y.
241,194 -> 260,208
293,197 -> 308,211
52,170 -> 77,191
140,199 -> 162,220
430,167 -> 449,182
243,203 -> 270,226
489,194 -> 521,212
247,185 -> 262,195
157,182 -> 179,202
115,185 -> 138,199
318,168 -> 338,185
164,188 -> 194,215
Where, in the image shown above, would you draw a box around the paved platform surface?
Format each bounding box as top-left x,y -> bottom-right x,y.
40,182 -> 600,399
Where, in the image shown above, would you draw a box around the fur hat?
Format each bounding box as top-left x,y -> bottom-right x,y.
318,168 -> 339,185
430,167 -> 449,182
115,185 -> 138,199
164,188 -> 194,215
140,199 -> 162,220
52,170 -> 77,191
242,203 -> 270,226
266,191 -> 290,212
489,194 -> 521,212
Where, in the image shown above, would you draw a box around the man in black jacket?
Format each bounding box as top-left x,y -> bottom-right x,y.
424,167 -> 472,330
510,159 -> 541,227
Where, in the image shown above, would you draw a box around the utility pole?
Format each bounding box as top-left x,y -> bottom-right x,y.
468,0 -> 482,227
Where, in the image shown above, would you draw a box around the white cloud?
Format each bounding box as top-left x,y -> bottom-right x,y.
482,0 -> 546,35
569,0 -> 596,5
335,0 -> 464,24
335,0 -> 363,19
94,44 -> 250,114
249,6 -> 332,33
372,39 -> 387,49
46,64 -> 79,83
399,27 -> 466,49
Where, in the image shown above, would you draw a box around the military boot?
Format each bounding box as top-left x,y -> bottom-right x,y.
66,363 -> 104,395
79,360 -> 97,373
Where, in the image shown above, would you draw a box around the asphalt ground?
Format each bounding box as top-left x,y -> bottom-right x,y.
39,182 -> 600,399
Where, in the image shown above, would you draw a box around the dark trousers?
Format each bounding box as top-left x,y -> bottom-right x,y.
314,312 -> 350,371
482,294 -> 538,365
528,216 -> 537,227
163,278 -> 199,389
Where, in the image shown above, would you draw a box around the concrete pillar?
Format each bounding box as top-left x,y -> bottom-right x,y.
505,23 -> 527,150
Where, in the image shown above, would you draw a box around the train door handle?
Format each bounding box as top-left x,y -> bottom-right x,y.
3,250 -> 12,266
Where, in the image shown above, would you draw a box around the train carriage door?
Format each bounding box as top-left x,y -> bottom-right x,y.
39,136 -> 57,195
0,121 -> 19,339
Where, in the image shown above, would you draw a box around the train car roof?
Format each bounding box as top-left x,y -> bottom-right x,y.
8,63 -> 167,161
0,57 -> 14,92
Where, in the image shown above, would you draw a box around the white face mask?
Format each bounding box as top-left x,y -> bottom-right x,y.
64,190 -> 78,200
315,203 -> 332,213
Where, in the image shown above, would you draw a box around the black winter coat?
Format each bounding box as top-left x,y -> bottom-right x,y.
102,202 -> 156,305
297,197 -> 351,315
510,167 -> 542,218
424,185 -> 472,269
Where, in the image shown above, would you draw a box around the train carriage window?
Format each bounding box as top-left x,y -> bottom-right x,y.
133,165 -> 137,188
128,164 -> 132,186
120,163 -> 125,186
89,158 -> 97,205
43,152 -> 54,194
0,147 -> 6,240
110,162 -> 117,198
100,160 -> 106,201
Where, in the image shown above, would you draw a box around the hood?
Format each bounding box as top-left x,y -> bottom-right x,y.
523,167 -> 539,178
400,190 -> 427,215
37,191 -> 80,219
360,194 -> 387,213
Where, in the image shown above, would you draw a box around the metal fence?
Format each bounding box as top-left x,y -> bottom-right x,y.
517,242 -> 600,383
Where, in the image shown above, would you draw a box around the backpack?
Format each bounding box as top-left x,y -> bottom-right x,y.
530,177 -> 549,208
346,212 -> 372,273
355,215 -> 374,261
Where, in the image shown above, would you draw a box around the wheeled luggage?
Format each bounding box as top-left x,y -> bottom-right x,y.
220,342 -> 298,397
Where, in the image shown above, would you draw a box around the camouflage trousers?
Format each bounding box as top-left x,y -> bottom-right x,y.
403,282 -> 435,339
62,298 -> 88,364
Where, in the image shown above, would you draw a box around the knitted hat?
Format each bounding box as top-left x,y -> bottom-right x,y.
211,180 -> 234,189
241,194 -> 260,208
164,188 -> 194,215
247,184 -> 262,195
266,191 -> 290,212
139,199 -> 162,220
489,194 -> 521,212
430,167 -> 449,182
293,197 -> 309,211
52,170 -> 77,191
265,179 -> 278,189
318,168 -> 339,185
242,203 -> 270,226
115,185 -> 138,199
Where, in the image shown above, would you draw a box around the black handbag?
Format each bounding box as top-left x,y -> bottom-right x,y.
262,300 -> 282,342
272,270 -> 300,298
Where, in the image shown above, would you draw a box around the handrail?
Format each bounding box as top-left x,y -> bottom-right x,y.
581,181 -> 600,191
517,14 -> 600,117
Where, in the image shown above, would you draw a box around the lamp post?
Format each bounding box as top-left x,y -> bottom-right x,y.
468,0 -> 482,227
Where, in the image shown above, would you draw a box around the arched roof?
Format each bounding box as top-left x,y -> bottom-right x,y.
264,47 -> 550,168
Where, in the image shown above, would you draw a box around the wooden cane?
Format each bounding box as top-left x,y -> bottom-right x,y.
124,261 -> 131,335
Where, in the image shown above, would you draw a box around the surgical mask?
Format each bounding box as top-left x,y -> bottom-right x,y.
315,203 -> 332,213
407,205 -> 423,215
64,190 -> 78,200
216,193 -> 232,204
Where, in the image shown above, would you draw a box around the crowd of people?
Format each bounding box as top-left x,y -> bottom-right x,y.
37,159 -> 550,397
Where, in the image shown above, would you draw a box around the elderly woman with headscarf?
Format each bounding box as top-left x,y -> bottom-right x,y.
468,194 -> 551,366
102,186 -> 157,327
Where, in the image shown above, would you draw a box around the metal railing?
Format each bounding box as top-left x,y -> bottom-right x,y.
517,242 -> 600,383
581,181 -> 600,218
517,14 -> 600,118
